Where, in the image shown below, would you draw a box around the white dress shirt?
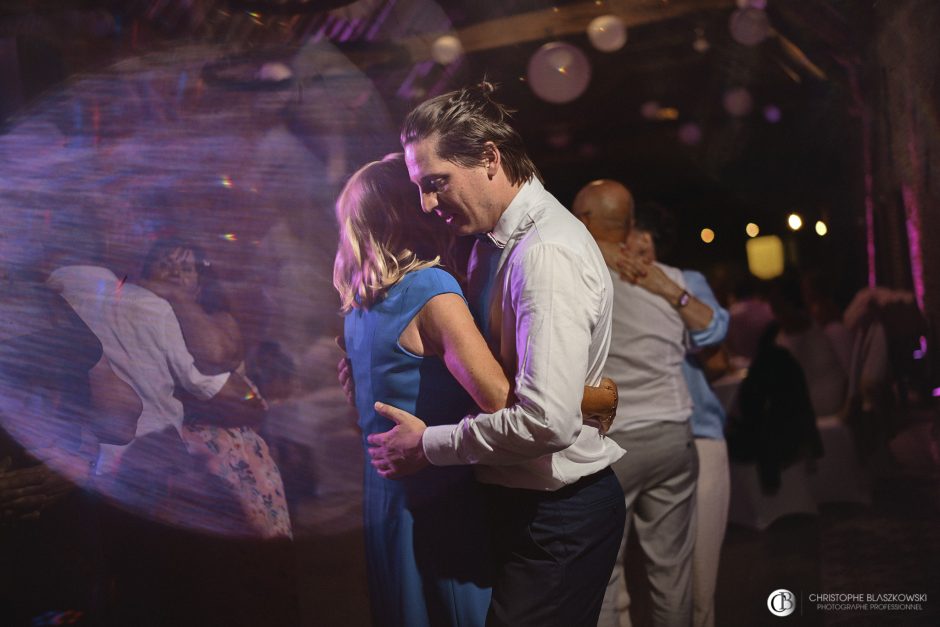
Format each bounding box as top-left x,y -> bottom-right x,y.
422,178 -> 624,490
604,262 -> 693,434
47,265 -> 229,468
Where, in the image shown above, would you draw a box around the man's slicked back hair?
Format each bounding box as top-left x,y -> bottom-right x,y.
400,81 -> 543,186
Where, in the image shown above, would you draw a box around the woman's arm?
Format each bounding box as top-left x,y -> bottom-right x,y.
408,293 -> 512,414
408,294 -> 619,430
170,300 -> 243,374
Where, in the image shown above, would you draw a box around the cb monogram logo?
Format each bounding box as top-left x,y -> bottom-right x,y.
768,589 -> 796,617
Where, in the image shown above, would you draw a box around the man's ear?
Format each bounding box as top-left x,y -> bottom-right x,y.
482,141 -> 501,178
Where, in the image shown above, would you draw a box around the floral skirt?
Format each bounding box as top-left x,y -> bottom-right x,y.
180,424 -> 293,539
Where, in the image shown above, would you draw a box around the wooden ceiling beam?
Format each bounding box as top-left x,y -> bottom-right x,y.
401,0 -> 735,60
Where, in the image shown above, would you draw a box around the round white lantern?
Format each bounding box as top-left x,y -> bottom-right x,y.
587,15 -> 628,52
431,35 -> 463,65
527,42 -> 592,104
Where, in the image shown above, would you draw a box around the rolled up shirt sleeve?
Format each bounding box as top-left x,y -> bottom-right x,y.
423,243 -> 597,466
684,270 -> 730,348
160,304 -> 230,400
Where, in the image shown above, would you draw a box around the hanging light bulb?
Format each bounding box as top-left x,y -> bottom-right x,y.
729,7 -> 771,46
723,87 -> 753,117
693,27 -> 710,53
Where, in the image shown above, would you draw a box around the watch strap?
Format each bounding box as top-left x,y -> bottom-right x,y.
676,290 -> 691,308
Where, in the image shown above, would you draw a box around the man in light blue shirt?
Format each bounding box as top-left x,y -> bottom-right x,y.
680,269 -> 731,627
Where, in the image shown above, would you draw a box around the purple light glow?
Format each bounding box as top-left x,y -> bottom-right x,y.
337,20 -> 357,43
902,107 -> 927,311
902,184 -> 925,311
864,173 -> 875,287
678,122 -> 702,145
763,104 -> 781,123
366,0 -> 398,41
396,60 -> 435,100
429,53 -> 464,97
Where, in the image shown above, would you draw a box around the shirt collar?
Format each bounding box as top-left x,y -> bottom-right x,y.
483,177 -> 543,249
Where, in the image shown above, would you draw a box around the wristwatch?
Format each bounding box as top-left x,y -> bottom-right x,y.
675,290 -> 691,308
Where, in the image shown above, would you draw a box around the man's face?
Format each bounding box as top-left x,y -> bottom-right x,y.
404,134 -> 500,236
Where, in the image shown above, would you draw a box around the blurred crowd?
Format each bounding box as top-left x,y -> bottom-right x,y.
0,199 -> 342,625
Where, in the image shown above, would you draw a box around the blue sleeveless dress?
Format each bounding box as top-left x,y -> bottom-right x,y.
344,268 -> 492,627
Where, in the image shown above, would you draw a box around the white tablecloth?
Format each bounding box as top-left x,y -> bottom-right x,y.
717,371 -> 870,529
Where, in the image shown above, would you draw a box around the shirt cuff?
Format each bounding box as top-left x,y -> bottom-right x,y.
689,317 -> 721,347
202,371 -> 231,400
422,423 -> 465,467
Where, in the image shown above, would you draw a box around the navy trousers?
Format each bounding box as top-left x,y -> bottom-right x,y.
485,467 -> 626,627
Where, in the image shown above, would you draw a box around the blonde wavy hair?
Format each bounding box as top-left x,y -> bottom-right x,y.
333,153 -> 455,312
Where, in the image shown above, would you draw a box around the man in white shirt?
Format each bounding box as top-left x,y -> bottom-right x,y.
367,82 -> 625,626
47,264 -> 260,475
573,181 -> 715,627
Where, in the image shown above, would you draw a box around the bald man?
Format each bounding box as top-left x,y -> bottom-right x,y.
574,181 -> 714,627
572,179 -> 635,241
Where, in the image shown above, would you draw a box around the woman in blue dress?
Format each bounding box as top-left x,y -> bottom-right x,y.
333,154 -> 616,627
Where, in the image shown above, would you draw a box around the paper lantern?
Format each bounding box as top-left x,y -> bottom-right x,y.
527,42 -> 591,104
431,35 -> 463,65
723,87 -> 753,117
587,15 -> 627,52
729,8 -> 771,46
746,235 -> 785,279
